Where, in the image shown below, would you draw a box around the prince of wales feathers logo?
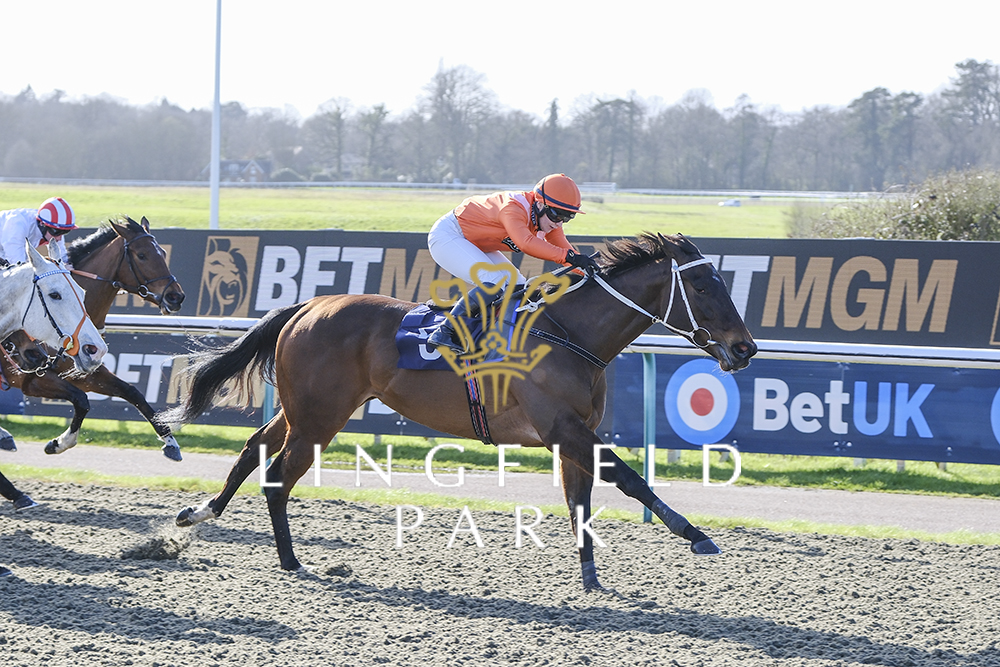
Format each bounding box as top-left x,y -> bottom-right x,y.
430,262 -> 572,410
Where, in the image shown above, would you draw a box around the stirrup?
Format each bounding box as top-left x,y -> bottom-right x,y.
426,325 -> 466,354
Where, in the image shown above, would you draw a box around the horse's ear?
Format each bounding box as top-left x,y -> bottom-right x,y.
25,240 -> 46,270
109,218 -> 130,237
140,216 -> 150,231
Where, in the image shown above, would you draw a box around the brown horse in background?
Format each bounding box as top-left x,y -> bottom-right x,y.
0,216 -> 185,460
166,233 -> 756,590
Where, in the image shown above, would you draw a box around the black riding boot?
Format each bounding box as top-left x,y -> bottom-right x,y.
427,284 -> 499,353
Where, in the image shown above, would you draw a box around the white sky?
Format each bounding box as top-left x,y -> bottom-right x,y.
3,1 -> 997,121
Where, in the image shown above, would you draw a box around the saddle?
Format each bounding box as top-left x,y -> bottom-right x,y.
394,303 -> 517,371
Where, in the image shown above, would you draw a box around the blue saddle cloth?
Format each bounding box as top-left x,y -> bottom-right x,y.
395,304 -> 516,370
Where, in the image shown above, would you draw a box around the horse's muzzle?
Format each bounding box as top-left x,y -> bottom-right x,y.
714,339 -> 757,372
163,289 -> 185,313
73,338 -> 109,374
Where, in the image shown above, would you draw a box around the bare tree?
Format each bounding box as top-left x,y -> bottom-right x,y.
422,64 -> 498,182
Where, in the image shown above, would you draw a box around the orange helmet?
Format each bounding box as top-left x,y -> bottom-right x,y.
533,173 -> 584,215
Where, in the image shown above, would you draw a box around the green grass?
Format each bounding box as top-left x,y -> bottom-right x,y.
0,183 -> 793,237
6,415 -> 999,501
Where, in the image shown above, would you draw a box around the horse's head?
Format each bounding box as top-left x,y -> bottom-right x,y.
600,233 -> 757,372
112,216 -> 186,313
659,234 -> 756,371
23,243 -> 107,374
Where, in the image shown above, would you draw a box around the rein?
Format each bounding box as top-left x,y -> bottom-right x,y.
70,231 -> 179,305
513,253 -> 718,367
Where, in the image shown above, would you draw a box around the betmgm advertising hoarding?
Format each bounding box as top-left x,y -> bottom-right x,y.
11,228 -> 1000,464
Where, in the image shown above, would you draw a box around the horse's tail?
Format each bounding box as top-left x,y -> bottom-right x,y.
159,302 -> 308,426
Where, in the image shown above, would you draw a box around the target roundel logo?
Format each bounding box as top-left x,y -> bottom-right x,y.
664,359 -> 741,444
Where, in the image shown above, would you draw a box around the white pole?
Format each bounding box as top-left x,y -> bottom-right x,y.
209,0 -> 222,230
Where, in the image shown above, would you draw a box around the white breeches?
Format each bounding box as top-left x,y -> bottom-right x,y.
428,212 -> 525,288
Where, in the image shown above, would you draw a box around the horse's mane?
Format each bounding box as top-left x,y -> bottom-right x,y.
66,216 -> 142,265
598,232 -> 700,277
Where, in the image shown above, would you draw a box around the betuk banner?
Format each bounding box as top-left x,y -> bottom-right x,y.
608,353 -> 1000,466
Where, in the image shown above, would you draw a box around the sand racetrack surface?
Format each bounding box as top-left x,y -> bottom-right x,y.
1,482 -> 998,666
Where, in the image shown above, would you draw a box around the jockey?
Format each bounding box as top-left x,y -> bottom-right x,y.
426,173 -> 599,353
0,197 -> 76,269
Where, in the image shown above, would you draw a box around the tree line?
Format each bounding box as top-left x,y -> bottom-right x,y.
2,59 -> 999,192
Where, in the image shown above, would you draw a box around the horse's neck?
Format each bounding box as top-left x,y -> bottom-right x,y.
74,239 -> 122,327
547,264 -> 669,363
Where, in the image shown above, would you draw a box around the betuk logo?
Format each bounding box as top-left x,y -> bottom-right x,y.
429,262 -> 571,409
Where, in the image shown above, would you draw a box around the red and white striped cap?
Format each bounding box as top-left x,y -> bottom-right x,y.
36,197 -> 76,230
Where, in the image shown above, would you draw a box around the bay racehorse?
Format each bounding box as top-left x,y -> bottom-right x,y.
165,233 -> 756,590
0,243 -> 107,512
0,216 -> 185,459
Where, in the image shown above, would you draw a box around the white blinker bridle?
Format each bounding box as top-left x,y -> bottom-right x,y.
592,257 -> 717,348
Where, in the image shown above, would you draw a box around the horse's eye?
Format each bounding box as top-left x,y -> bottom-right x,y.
48,291 -> 62,300
137,252 -> 147,261
696,288 -> 707,295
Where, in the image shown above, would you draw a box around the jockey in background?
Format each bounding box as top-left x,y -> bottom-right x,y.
0,197 -> 76,268
426,173 -> 599,353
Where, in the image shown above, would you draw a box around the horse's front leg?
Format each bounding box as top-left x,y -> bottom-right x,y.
176,413 -> 287,527
18,372 -> 90,455
70,366 -> 182,461
554,416 -> 720,589
594,445 -> 720,555
559,461 -> 603,590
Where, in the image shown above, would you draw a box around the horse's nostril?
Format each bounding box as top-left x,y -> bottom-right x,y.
83,344 -> 99,356
167,292 -> 185,305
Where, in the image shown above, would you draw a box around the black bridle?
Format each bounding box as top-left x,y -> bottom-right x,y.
71,231 -> 179,307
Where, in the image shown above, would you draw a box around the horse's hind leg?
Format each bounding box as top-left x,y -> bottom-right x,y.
176,413 -> 287,527
0,469 -> 39,510
261,430 -> 323,572
263,408 -> 354,571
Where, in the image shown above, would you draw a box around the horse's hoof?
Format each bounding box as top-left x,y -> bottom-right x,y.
13,494 -> 39,511
691,538 -> 722,555
0,435 -> 15,451
0,566 -> 11,577
44,439 -> 72,455
176,507 -> 195,527
162,443 -> 183,462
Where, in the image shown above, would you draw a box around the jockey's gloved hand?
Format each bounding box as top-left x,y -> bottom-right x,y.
566,249 -> 599,275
